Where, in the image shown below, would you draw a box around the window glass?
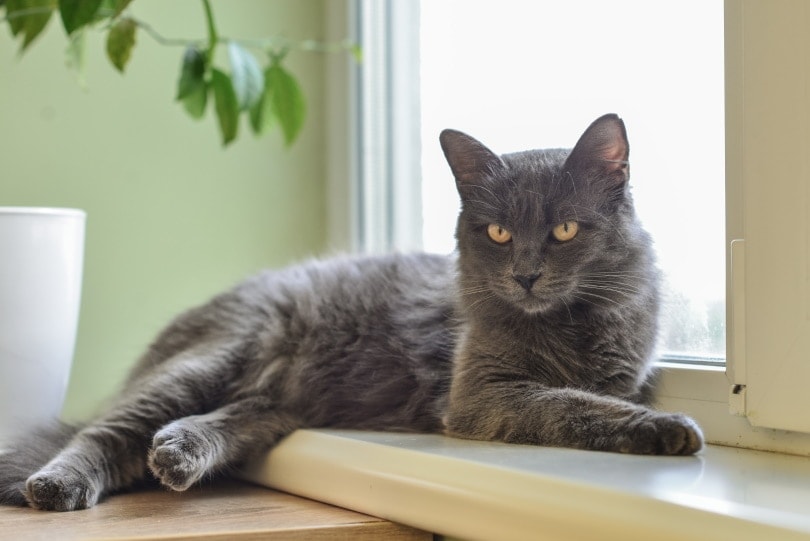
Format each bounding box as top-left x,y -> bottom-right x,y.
420,0 -> 725,361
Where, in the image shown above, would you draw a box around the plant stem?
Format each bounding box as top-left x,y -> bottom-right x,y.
134,18 -> 199,48
129,17 -> 351,57
3,2 -> 357,63
201,0 -> 217,65
223,35 -> 357,55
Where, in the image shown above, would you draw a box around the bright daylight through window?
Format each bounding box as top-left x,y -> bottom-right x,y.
419,0 -> 725,363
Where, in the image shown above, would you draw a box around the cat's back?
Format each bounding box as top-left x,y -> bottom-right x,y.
135,252 -> 458,374
242,251 -> 457,318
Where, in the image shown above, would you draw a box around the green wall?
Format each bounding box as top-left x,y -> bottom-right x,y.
0,1 -> 328,420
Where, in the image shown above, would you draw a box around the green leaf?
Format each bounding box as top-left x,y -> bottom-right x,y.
265,62 -> 306,146
105,16 -> 135,72
175,46 -> 208,119
93,0 -> 120,21
97,0 -> 114,15
65,26 -> 87,87
248,85 -> 272,136
211,68 -> 239,146
6,0 -> 54,51
176,46 -> 206,99
182,82 -> 208,119
227,42 -> 263,111
92,0 -> 130,19
59,0 -> 104,34
110,0 -> 131,17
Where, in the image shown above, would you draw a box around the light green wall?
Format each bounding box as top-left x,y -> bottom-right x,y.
0,0 -> 328,420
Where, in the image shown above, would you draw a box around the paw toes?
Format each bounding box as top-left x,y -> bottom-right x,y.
25,471 -> 96,511
619,412 -> 704,456
667,414 -> 704,455
148,426 -> 210,491
642,413 -> 704,456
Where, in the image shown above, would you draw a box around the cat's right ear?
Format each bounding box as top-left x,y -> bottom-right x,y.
440,129 -> 506,191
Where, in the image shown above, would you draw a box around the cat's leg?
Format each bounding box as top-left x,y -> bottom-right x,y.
445,378 -> 703,455
148,396 -> 301,491
24,345 -> 239,511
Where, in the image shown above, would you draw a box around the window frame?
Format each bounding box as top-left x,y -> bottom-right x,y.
334,0 -> 810,456
326,0 -> 422,255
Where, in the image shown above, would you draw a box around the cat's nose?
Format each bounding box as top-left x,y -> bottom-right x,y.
513,272 -> 540,292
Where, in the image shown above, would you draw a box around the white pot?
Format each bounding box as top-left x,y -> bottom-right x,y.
0,207 -> 85,442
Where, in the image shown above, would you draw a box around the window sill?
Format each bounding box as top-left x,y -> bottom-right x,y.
243,429 -> 810,541
656,363 -> 810,456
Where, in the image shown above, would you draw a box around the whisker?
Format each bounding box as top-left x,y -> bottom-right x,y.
457,288 -> 492,297
579,281 -> 642,295
463,184 -> 501,203
559,296 -> 574,324
465,293 -> 498,313
584,271 -> 647,277
574,291 -> 623,306
463,199 -> 500,211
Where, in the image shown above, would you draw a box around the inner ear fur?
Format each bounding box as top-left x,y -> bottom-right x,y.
439,129 -> 506,190
564,113 -> 630,184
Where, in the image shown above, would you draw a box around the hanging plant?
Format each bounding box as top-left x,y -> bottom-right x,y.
1,0 -> 360,146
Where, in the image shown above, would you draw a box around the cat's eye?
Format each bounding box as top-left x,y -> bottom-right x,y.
487,224 -> 512,244
552,221 -> 579,242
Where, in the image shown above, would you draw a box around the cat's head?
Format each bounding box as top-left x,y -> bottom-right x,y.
440,114 -> 654,316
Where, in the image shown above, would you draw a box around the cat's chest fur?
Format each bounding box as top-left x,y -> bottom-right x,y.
457,300 -> 651,398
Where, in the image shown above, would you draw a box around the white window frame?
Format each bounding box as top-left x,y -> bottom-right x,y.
329,0 -> 810,455
325,0 -> 422,255
643,0 -> 810,450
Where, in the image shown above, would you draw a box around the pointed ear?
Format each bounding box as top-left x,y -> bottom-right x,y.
439,129 -> 506,190
564,114 -> 630,185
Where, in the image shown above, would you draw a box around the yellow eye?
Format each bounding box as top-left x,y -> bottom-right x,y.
552,220 -> 579,242
487,224 -> 512,244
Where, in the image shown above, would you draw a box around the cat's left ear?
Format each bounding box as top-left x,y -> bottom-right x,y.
440,129 -> 506,191
564,113 -> 630,186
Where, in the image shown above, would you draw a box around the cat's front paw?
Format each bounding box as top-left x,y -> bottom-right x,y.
148,423 -> 213,491
624,412 -> 704,455
25,468 -> 99,511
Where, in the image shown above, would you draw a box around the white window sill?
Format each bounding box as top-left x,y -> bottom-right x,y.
242,429 -> 810,541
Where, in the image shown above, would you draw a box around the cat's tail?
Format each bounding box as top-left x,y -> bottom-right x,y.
0,421 -> 80,506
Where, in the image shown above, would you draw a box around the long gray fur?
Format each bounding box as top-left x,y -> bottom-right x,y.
0,114 -> 702,511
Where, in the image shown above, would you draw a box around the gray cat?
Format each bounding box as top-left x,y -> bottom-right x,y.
0,114 -> 702,511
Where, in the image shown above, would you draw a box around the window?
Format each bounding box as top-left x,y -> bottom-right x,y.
341,0 -> 810,454
419,0 -> 725,364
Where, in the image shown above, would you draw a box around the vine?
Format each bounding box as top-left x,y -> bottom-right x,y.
2,0 -> 359,146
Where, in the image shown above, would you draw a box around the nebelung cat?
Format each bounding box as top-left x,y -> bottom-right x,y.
0,114 -> 702,511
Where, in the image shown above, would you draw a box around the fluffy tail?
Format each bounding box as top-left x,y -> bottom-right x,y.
0,421 -> 80,506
